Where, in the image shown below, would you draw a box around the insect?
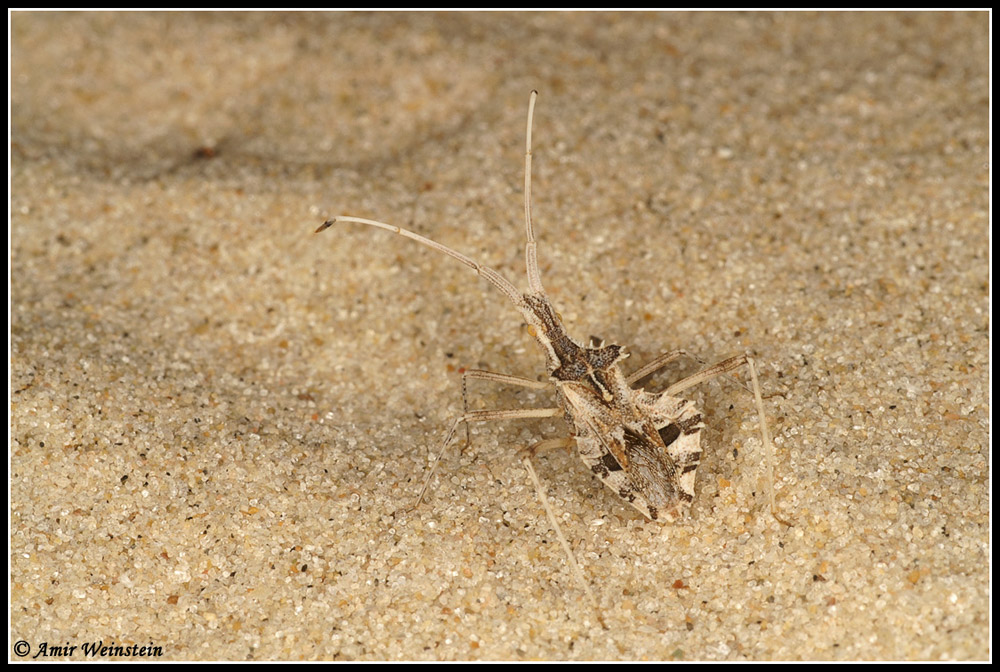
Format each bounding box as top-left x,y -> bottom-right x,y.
317,91 -> 786,524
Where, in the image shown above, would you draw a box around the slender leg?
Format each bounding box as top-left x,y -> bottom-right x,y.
664,353 -> 751,397
519,437 -> 575,459
463,369 -> 550,390
409,407 -> 562,512
746,357 -> 792,526
626,349 -> 690,386
651,353 -> 791,526
522,453 -> 606,630
462,369 -> 551,446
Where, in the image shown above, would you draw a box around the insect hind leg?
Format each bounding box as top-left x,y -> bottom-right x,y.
626,349 -> 691,386
522,452 -> 606,629
406,407 -> 561,515
653,354 -> 791,526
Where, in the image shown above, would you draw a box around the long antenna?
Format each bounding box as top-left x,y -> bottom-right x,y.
319,92 -> 549,316
523,90 -> 546,295
315,216 -> 526,310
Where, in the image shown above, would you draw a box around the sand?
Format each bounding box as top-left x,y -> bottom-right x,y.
11,11 -> 989,660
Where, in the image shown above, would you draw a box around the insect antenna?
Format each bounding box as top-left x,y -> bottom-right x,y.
522,90 -> 546,296
316,92 -> 554,330
315,216 -> 526,311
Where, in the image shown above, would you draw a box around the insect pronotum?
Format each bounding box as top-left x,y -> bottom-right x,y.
317,91 -> 787,525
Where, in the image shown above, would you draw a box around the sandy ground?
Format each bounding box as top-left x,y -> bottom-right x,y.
10,11 -> 989,661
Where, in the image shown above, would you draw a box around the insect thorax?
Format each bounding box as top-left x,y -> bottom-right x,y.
518,292 -> 701,521
521,293 -> 627,396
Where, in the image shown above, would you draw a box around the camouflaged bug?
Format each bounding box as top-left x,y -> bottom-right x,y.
317,91 -> 787,525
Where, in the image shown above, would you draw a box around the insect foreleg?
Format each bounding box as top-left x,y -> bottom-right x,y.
461,370 -> 551,446
462,369 -> 551,390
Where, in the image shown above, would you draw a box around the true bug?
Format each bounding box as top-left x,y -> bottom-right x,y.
317,91 -> 785,524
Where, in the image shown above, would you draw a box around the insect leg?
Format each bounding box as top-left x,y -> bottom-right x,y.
626,349 -> 691,386
631,349 -> 755,395
662,353 -> 750,397
461,370 -> 551,447
745,356 -> 792,526
518,436 -> 575,459
654,354 -> 791,526
522,453 -> 607,630
463,369 -> 551,390
409,407 -> 562,513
